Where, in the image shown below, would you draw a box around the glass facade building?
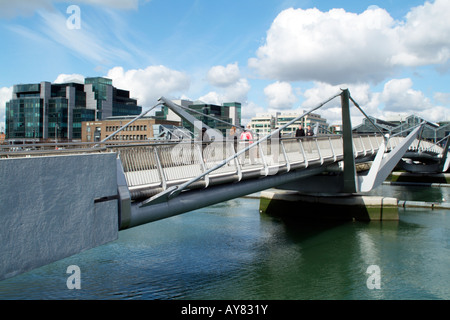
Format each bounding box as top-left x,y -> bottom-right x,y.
6,97 -> 43,140
5,78 -> 141,142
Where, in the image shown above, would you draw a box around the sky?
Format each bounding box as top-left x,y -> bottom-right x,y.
1,0 -> 450,130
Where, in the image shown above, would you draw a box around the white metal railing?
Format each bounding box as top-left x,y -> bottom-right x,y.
2,133 -> 445,196
113,134 -> 385,193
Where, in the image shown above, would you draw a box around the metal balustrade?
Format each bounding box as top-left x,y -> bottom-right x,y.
1,132 -> 446,199
111,134 -> 389,198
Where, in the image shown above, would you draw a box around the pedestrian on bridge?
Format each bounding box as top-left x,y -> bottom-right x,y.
240,124 -> 256,165
201,127 -> 210,163
296,125 -> 305,137
305,125 -> 314,153
229,126 -> 238,153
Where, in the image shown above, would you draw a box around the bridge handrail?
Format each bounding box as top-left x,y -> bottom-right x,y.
137,92 -> 391,205
131,134 -> 389,206
157,93 -> 341,196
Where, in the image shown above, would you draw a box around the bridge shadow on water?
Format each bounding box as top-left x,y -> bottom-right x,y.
268,215 -> 352,245
259,203 -> 355,244
257,191 -> 400,244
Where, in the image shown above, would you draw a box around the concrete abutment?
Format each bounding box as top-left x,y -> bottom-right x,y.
259,190 -> 399,222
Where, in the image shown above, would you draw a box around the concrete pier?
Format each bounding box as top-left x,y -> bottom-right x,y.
389,172 -> 450,184
259,189 -> 399,221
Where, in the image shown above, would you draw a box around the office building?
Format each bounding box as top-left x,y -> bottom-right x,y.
249,113 -> 277,136
81,116 -> 181,142
249,111 -> 329,136
5,77 -> 141,142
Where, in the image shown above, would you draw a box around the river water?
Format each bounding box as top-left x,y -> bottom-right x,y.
0,184 -> 449,300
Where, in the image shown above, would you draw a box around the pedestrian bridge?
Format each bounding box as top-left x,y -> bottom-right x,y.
114,129 -> 448,229
1,89 -> 449,281
1,89 -> 448,231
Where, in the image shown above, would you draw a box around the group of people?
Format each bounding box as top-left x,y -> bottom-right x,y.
235,123 -> 314,141
202,123 -> 314,145
200,123 -> 314,165
295,124 -> 314,137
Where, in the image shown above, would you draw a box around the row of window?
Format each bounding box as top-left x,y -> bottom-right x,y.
105,134 -> 148,141
105,125 -> 148,132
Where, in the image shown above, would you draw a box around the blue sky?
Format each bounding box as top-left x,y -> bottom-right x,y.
1,0 -> 449,129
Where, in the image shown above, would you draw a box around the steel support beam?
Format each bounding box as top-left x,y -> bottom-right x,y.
158,97 -> 212,133
359,125 -> 424,191
124,166 -> 327,229
341,89 -> 358,193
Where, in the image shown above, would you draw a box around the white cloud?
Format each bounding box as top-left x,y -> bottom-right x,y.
207,63 -> 241,87
0,87 -> 13,130
392,0 -> 450,67
264,81 -> 297,110
106,65 -> 190,107
416,106 -> 449,123
201,63 -> 251,105
296,79 -> 449,126
224,78 -> 251,103
249,1 -> 450,84
0,0 -> 141,18
381,78 -> 433,112
434,92 -> 450,106
299,82 -> 380,126
0,0 -> 53,18
241,101 -> 266,126
53,73 -> 85,84
74,0 -> 141,9
199,91 -> 221,105
249,7 -> 399,84
200,79 -> 250,104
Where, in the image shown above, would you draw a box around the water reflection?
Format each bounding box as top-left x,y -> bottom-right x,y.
0,185 -> 449,300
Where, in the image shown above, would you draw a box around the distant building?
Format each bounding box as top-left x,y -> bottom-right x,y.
249,113 -> 277,136
5,77 -> 141,142
249,111 -> 329,136
330,125 -> 343,134
353,115 -> 450,143
81,116 -> 181,142
155,100 -> 242,136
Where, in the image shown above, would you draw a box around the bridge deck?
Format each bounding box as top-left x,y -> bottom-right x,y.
116,134 -> 388,200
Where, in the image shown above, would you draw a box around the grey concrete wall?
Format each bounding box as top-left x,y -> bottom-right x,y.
0,153 -> 118,281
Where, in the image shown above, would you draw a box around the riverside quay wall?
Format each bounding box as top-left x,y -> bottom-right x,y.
0,153 -> 118,281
